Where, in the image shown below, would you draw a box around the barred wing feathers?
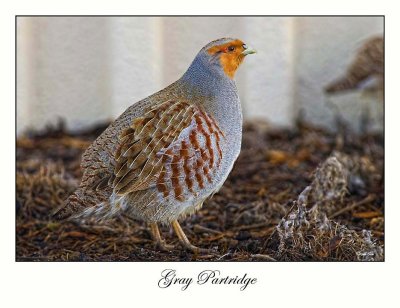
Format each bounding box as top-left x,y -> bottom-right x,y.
111,100 -> 225,202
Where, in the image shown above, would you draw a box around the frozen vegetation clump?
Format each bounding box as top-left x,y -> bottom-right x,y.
276,153 -> 383,261
333,151 -> 381,196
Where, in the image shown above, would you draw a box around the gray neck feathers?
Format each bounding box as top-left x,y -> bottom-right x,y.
180,51 -> 236,98
179,51 -> 242,138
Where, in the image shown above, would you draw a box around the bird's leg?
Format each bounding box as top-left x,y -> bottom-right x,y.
171,220 -> 211,254
150,222 -> 174,251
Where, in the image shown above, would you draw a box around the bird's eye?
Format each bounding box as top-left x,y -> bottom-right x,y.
227,46 -> 235,52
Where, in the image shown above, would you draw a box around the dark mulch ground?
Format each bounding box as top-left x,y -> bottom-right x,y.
16,119 -> 384,261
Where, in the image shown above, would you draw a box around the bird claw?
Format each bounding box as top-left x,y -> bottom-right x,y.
179,242 -> 216,254
155,241 -> 175,252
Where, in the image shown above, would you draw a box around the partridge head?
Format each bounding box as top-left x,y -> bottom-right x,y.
53,38 -> 256,253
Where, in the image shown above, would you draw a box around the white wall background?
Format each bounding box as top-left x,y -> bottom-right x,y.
17,16 -> 383,135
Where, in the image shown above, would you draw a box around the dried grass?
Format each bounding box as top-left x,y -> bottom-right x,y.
16,120 -> 384,261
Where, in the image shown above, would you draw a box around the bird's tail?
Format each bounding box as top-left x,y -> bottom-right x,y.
52,188 -> 116,221
51,188 -> 87,220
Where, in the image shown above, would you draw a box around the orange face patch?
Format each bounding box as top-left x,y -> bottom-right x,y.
207,39 -> 246,79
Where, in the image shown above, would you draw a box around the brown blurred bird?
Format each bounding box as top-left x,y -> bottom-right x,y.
52,38 -> 256,253
325,36 -> 383,94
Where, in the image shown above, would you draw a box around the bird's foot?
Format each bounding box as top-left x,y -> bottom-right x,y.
150,222 -> 174,251
155,240 -> 175,252
171,220 -> 215,254
178,242 -> 214,254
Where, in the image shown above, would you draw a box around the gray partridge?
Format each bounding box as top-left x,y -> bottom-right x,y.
53,38 -> 256,253
325,36 -> 383,94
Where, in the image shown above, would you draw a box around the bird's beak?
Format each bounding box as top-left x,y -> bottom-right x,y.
242,45 -> 257,56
